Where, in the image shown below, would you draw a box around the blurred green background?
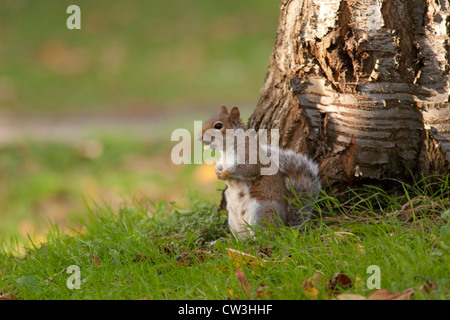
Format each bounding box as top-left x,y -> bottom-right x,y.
0,0 -> 279,113
0,0 -> 280,244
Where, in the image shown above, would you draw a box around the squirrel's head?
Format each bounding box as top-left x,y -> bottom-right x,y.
199,106 -> 245,151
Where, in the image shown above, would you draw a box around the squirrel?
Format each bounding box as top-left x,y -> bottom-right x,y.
200,106 -> 321,239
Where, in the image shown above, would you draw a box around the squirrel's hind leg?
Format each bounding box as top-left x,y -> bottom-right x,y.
249,200 -> 288,230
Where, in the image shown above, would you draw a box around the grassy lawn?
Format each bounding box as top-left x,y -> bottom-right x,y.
1,176 -> 449,300
0,134 -> 224,245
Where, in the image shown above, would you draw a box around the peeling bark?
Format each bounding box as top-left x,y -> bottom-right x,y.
249,0 -> 450,189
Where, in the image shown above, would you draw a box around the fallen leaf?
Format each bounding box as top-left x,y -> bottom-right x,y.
368,289 -> 414,300
302,273 -> 324,299
226,248 -> 265,270
93,254 -> 101,266
227,288 -> 239,300
327,272 -> 353,293
160,246 -> 173,256
354,243 -> 365,254
335,293 -> 367,300
302,279 -> 319,299
234,269 -> 251,298
0,293 -> 15,300
418,281 -> 437,294
213,266 -> 229,272
133,253 -> 148,262
255,284 -> 272,299
177,250 -> 212,266
257,245 -> 272,258
334,282 -> 434,300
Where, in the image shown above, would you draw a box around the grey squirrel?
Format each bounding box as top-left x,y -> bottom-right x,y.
200,106 -> 321,239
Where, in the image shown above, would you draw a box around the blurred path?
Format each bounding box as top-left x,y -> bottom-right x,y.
0,105 -> 249,145
0,109 -> 167,145
0,104 -> 254,145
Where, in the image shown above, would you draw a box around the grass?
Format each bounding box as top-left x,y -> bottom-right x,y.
0,135 -> 224,244
2,0 -> 448,301
1,176 -> 449,300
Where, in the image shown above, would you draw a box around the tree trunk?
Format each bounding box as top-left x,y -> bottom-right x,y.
249,0 -> 450,189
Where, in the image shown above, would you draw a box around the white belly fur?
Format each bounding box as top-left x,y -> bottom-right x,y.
217,149 -> 258,238
224,179 -> 259,238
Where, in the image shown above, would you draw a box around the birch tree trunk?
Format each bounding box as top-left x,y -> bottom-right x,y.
249,0 -> 450,189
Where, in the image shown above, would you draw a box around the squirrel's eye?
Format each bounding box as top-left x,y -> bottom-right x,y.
214,123 -> 224,130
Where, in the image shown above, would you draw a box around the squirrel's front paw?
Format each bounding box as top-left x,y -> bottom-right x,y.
219,169 -> 230,180
215,165 -> 224,180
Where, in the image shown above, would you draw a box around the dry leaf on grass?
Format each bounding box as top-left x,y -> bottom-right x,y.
255,284 -> 272,299
335,293 -> 367,300
367,289 -> 415,300
226,248 -> 266,270
418,280 -> 437,294
93,254 -> 101,266
159,246 -> 173,256
234,269 -> 251,298
0,293 -> 15,300
230,268 -> 272,299
354,243 -> 365,254
335,281 -> 437,300
302,273 -> 325,299
257,245 -> 272,258
133,253 -> 148,262
176,250 -> 212,266
227,288 -> 239,300
327,272 -> 353,293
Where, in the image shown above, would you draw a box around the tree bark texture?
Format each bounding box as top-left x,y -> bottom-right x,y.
249,0 -> 450,188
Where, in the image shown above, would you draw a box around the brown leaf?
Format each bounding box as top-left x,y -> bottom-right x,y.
354,243 -> 365,255
93,254 -> 101,266
302,279 -> 319,299
133,253 -> 148,262
368,289 -> 414,300
302,273 -> 324,299
327,272 -> 353,293
234,269 -> 251,298
160,246 -> 173,256
0,293 -> 15,300
255,284 -> 272,299
227,288 -> 239,300
418,281 -> 437,294
176,250 -> 212,266
226,248 -> 265,270
335,293 -> 367,300
257,245 -> 272,258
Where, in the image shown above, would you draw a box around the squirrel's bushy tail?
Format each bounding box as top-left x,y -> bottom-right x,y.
278,149 -> 321,226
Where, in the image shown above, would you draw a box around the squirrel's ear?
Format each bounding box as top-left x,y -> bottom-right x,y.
229,107 -> 240,125
218,106 -> 228,115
